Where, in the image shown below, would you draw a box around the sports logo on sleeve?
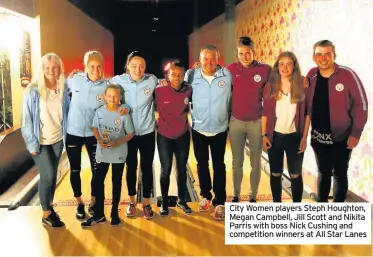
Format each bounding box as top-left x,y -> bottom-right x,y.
254,74 -> 262,82
96,94 -> 104,102
218,80 -> 226,88
335,83 -> 344,92
184,97 -> 189,105
114,119 -> 121,125
144,87 -> 151,96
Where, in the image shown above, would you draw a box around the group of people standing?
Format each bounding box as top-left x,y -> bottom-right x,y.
21,36 -> 368,228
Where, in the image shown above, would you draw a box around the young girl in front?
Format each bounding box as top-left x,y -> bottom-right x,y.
81,84 -> 134,227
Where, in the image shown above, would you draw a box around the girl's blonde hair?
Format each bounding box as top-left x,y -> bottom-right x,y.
27,53 -> 65,100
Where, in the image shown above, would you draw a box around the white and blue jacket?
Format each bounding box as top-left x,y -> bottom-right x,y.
21,84 -> 70,153
66,72 -> 128,138
110,73 -> 158,136
185,67 -> 232,133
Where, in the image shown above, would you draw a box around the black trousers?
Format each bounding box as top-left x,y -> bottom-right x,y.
192,129 -> 227,205
66,134 -> 97,198
157,131 -> 190,202
267,132 -> 304,202
94,162 -> 125,217
312,140 -> 352,202
126,131 -> 155,199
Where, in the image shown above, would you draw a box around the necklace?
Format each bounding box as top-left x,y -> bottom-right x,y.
280,90 -> 290,96
47,88 -> 58,95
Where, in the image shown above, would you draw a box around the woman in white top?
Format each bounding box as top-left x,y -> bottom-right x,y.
261,51 -> 311,202
21,53 -> 70,227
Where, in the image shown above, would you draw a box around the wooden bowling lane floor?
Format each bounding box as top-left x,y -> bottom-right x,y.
0,203 -> 371,256
10,141 -> 368,256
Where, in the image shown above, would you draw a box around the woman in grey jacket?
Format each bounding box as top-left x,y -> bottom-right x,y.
21,53 -> 70,227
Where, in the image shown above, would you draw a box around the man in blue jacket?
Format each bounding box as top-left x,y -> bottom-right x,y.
185,45 -> 232,221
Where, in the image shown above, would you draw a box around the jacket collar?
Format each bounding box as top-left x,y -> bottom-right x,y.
194,65 -> 227,79
310,63 -> 340,77
237,60 -> 259,70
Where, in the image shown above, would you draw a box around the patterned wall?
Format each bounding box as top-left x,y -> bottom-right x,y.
189,0 -> 373,202
236,0 -> 303,65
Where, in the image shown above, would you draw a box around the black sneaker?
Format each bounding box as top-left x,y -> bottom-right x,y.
232,196 -> 240,202
143,205 -> 154,220
81,216 -> 106,228
111,208 -> 121,226
160,204 -> 169,216
249,198 -> 257,203
212,198 -> 218,207
42,211 -> 65,228
76,203 -> 85,220
177,201 -> 192,214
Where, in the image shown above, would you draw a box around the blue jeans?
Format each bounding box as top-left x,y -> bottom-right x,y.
32,141 -> 64,211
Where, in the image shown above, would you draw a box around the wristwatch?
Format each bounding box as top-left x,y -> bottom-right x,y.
261,134 -> 268,138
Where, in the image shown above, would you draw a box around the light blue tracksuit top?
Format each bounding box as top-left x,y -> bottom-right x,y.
184,67 -> 232,133
66,72 -> 126,138
110,73 -> 158,136
21,84 -> 70,153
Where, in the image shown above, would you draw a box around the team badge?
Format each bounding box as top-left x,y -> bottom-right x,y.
184,97 -> 189,105
335,83 -> 344,92
144,87 -> 151,96
96,94 -> 103,102
254,74 -> 262,82
218,80 -> 226,88
114,119 -> 121,125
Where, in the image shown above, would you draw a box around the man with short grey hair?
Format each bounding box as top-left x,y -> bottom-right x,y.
185,45 -> 232,221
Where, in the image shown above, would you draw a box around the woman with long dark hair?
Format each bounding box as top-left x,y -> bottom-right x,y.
110,51 -> 158,219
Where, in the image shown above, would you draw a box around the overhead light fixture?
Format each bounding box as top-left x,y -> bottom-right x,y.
152,29 -> 156,32
153,17 -> 159,20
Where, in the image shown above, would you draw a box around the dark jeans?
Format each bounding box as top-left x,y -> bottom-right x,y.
157,131 -> 190,202
32,141 -> 64,211
268,132 -> 304,202
192,129 -> 227,205
126,131 -> 155,199
66,134 -> 97,198
311,140 -> 352,202
94,162 -> 125,217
